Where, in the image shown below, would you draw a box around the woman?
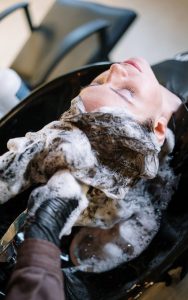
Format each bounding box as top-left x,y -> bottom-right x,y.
3,57 -> 182,299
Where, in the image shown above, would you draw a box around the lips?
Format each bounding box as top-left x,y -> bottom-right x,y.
123,59 -> 142,72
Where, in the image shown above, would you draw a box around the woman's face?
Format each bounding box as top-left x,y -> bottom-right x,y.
80,57 -> 163,123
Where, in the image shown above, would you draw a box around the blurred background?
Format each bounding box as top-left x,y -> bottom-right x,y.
0,1 -> 188,299
0,0 -> 188,69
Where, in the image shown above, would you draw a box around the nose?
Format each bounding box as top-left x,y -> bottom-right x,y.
106,63 -> 128,86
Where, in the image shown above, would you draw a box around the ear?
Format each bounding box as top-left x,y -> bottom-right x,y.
154,117 -> 168,145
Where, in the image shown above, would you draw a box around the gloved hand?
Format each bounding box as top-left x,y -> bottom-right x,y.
25,197 -> 78,247
24,170 -> 88,247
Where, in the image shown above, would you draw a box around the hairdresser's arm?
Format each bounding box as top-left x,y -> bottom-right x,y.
5,170 -> 86,300
5,239 -> 65,300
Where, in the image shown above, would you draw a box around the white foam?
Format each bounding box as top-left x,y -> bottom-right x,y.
103,243 -> 123,257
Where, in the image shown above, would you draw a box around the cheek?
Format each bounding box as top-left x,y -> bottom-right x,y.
136,94 -> 162,122
139,79 -> 162,106
149,84 -> 163,112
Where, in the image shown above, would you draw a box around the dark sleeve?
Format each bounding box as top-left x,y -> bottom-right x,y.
5,239 -> 65,300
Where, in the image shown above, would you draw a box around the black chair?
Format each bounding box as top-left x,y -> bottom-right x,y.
0,0 -> 137,89
0,57 -> 188,299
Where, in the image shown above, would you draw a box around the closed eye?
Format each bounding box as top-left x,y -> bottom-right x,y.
81,83 -> 135,104
110,87 -> 134,103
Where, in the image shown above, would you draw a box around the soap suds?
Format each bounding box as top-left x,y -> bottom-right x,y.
0,96 -> 179,273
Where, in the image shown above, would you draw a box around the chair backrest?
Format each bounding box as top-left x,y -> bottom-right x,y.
3,0 -> 136,88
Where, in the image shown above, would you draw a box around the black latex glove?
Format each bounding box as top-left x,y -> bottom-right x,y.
25,197 -> 78,247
